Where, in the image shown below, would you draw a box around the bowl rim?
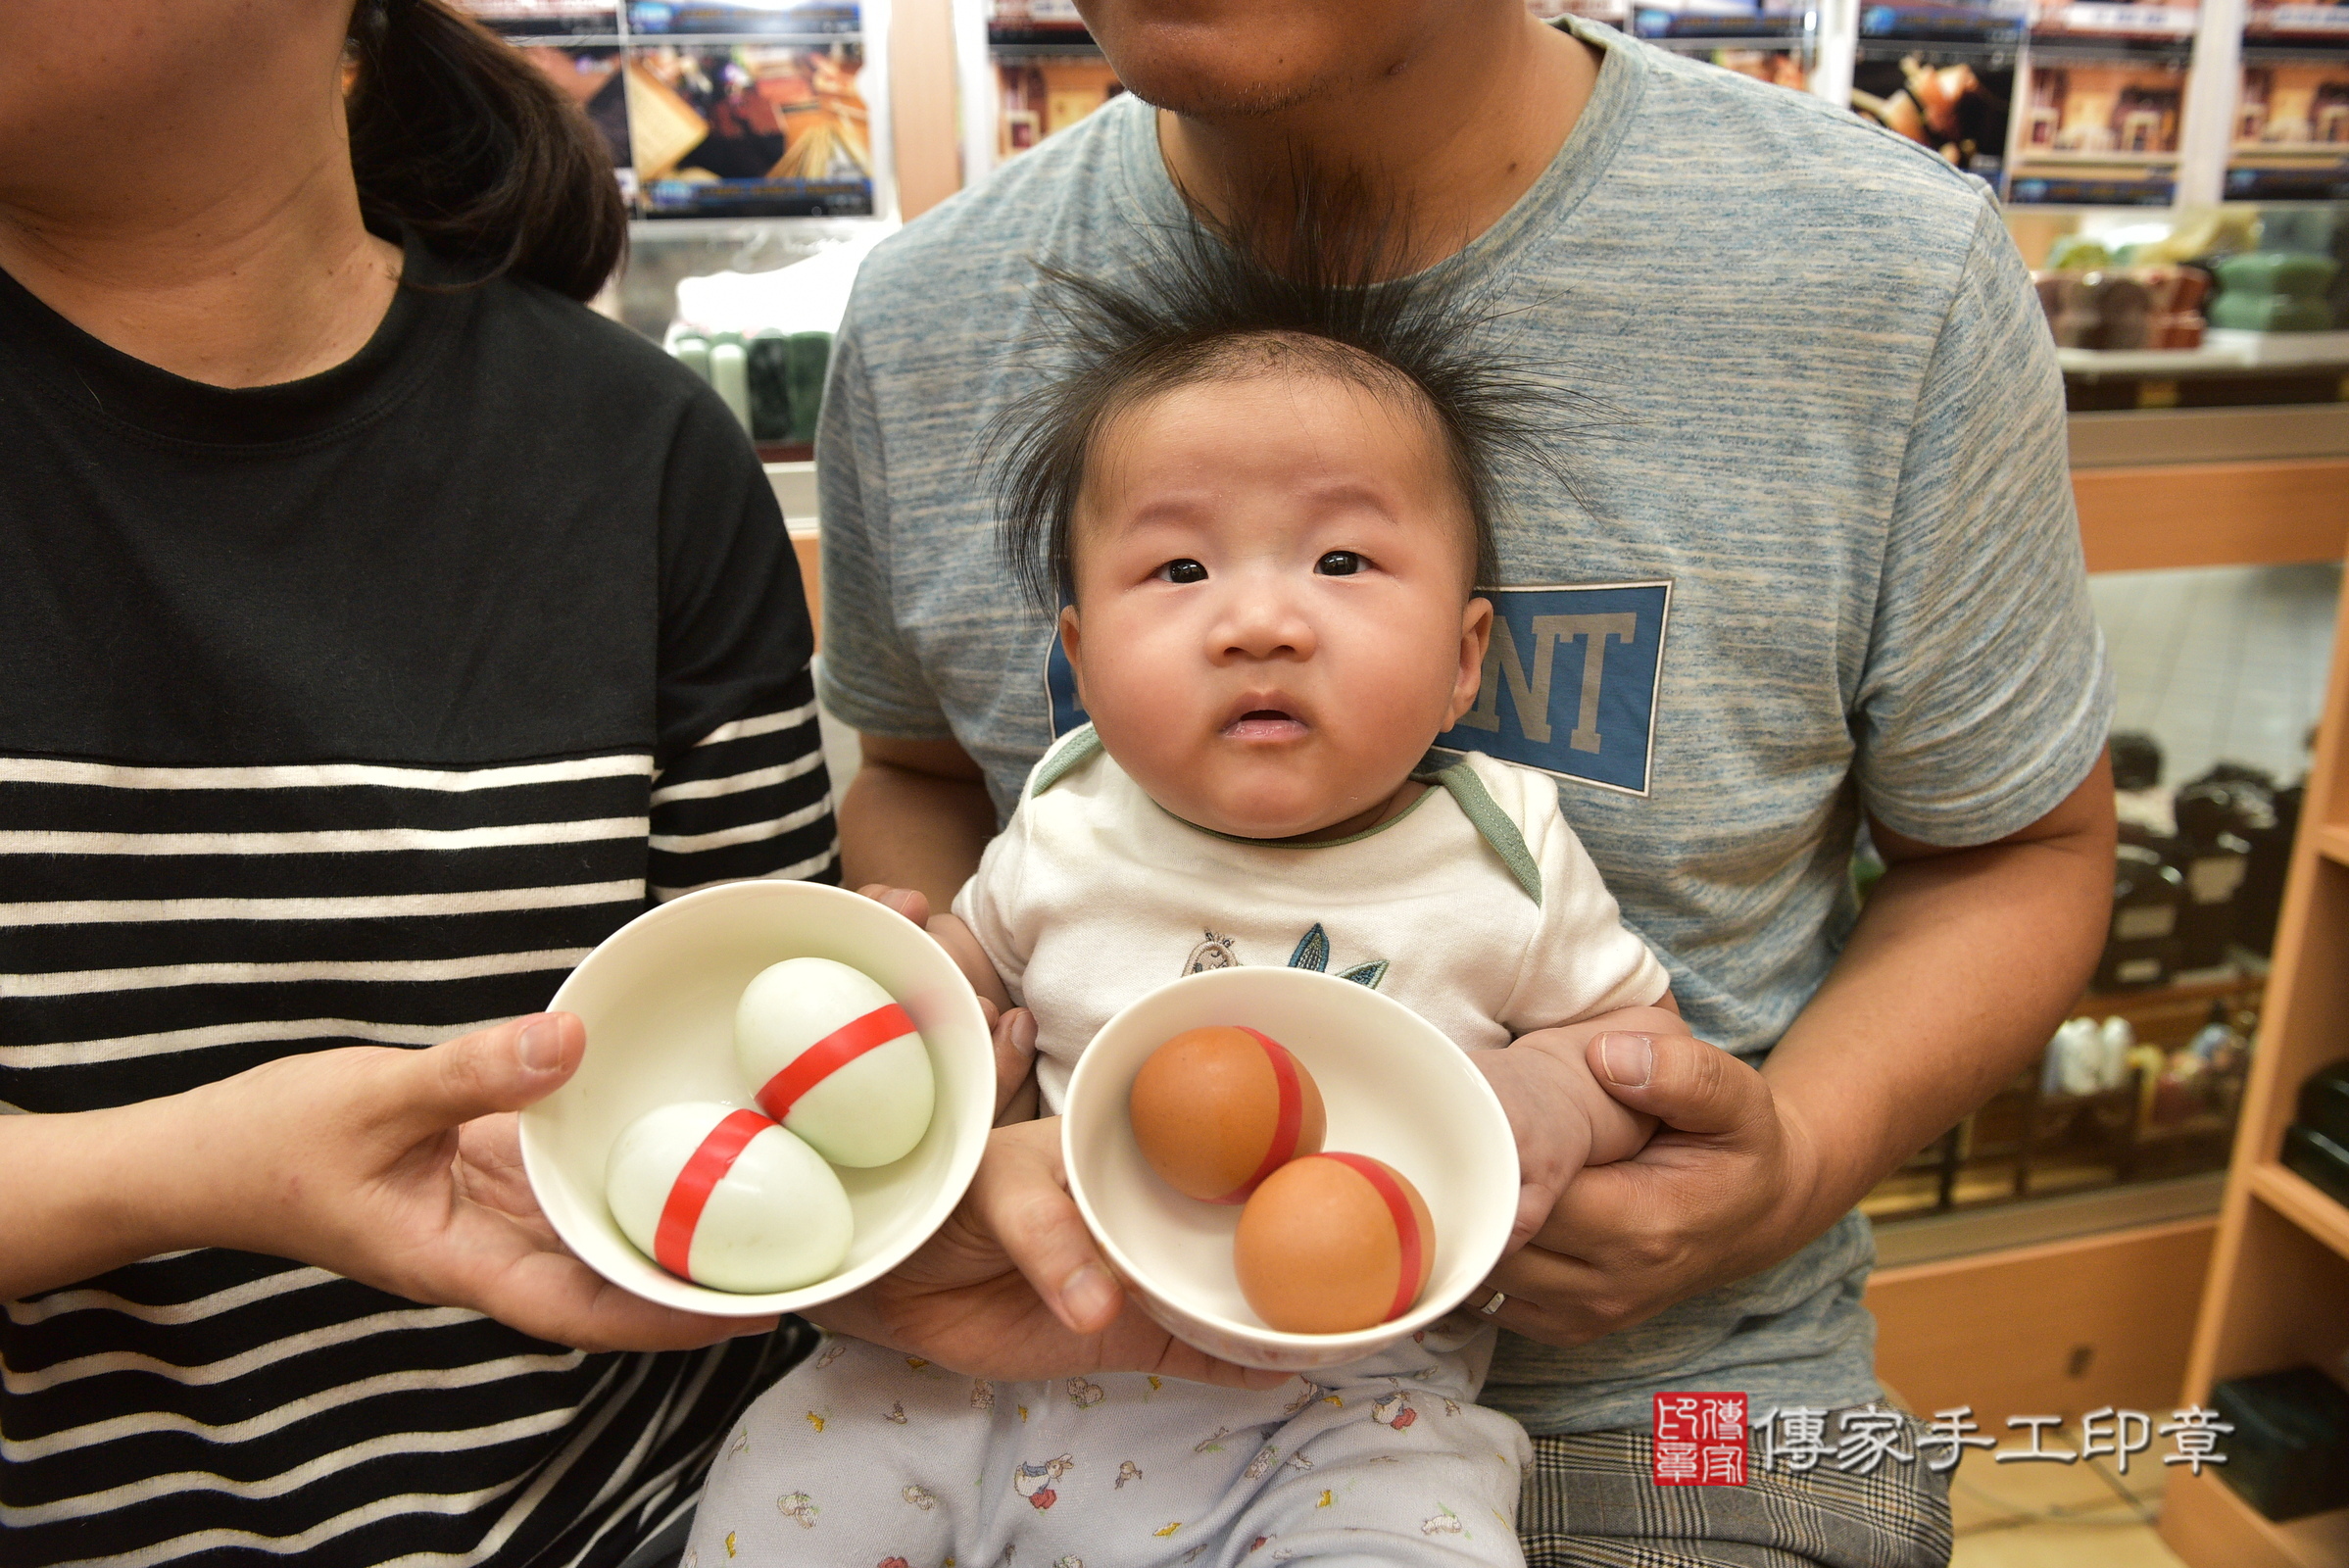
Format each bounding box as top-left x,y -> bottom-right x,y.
518,877 -> 993,1317
1060,964 -> 1520,1357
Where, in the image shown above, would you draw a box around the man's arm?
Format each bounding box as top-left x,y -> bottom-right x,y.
1481,752 -> 2114,1344
839,732 -> 998,910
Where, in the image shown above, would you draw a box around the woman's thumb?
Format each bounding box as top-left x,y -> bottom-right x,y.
386,1012 -> 585,1138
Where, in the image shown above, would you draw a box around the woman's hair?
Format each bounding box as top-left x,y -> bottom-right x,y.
346,0 -> 626,302
987,178 -> 1599,610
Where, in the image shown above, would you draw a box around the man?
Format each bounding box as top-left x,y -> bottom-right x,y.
811,3 -> 2114,1560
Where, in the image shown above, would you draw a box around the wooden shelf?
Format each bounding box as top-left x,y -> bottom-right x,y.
2160,1461 -> 2349,1568
2164,499 -> 2349,1568
2247,1161 -> 2349,1264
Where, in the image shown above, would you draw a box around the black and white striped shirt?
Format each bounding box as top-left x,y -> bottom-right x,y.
2,237 -> 834,1564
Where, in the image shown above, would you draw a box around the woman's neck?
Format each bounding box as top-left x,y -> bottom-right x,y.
0,33 -> 399,389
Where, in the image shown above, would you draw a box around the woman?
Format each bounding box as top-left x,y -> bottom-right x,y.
0,2 -> 832,1562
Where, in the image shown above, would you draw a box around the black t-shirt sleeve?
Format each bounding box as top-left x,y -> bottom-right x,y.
645,392 -> 837,897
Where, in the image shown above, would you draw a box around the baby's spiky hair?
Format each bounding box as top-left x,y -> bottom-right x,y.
986,178 -> 1598,610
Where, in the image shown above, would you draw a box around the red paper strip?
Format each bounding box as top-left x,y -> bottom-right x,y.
755,1002 -> 916,1122
654,1108 -> 772,1279
1215,1026 -> 1304,1205
1318,1152 -> 1423,1324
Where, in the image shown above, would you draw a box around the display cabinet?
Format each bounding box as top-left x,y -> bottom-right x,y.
2158,525 -> 2349,1567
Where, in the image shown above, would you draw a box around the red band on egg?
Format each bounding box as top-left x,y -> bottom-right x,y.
755,1002 -> 916,1123
1212,1027 -> 1304,1205
1317,1152 -> 1424,1324
654,1108 -> 771,1279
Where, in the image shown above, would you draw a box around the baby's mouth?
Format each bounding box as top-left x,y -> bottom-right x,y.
1222,704 -> 1308,742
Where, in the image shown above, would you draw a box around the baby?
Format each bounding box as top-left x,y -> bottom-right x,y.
688,206 -> 1671,1567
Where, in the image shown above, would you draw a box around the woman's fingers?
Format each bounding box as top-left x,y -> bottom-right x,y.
856,882 -> 931,928
992,1007 -> 1039,1119
374,1013 -> 583,1145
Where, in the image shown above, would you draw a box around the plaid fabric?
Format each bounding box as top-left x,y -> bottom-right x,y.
1520,1407 -> 1953,1568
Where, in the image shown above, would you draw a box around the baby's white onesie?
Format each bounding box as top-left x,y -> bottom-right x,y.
687,728 -> 1669,1568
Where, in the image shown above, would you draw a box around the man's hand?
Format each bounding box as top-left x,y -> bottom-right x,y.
809,1119 -> 1288,1388
1476,1024 -> 1815,1346
121,1015 -> 769,1353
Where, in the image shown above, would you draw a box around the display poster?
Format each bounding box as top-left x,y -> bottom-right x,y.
628,45 -> 873,217
517,45 -> 637,191
1858,0 -> 2025,42
1528,0 -> 1634,26
627,1 -> 859,34
997,57 -> 1125,160
2246,0 -> 2349,39
988,0 -> 1090,44
1710,46 -> 1814,87
460,0 -> 621,36
2229,57 -> 2349,197
2026,0 -> 2197,37
1627,0 -> 1808,40
2007,48 -> 2189,203
1850,47 -> 2017,184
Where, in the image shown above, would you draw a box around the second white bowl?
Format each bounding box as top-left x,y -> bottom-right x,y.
1062,965 -> 1520,1371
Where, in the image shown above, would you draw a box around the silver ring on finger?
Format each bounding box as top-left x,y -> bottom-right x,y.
1479,1291 -> 1507,1315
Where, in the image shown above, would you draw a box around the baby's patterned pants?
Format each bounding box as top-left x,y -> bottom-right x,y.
685,1331 -> 1532,1567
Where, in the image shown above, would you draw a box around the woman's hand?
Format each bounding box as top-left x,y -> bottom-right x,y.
1474,1019 -> 1822,1347
809,1118 -> 1288,1389
116,1014 -> 767,1353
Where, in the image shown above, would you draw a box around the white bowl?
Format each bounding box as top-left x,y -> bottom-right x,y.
519,879 -> 993,1316
1062,966 -> 1519,1371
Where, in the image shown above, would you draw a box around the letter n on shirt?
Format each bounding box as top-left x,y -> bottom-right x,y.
1047,579 -> 1671,799
1439,581 -> 1672,797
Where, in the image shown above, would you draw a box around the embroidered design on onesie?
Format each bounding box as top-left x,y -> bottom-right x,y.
1280,1382 -> 1327,1417
804,1410 -> 826,1433
1243,1445 -> 1278,1480
1151,1522 -> 1182,1538
969,1379 -> 995,1410
1184,931 -> 1238,974
1054,1557 -> 1084,1568
880,1559 -> 911,1568
883,1401 -> 907,1424
811,1341 -> 847,1371
1065,1376 -> 1104,1408
1115,1460 -> 1143,1488
1012,1454 -> 1073,1509
1194,1426 -> 1235,1453
1422,1506 -> 1464,1536
1286,923 -> 1389,989
1371,1390 -> 1418,1430
902,1484 -> 936,1511
775,1493 -> 817,1528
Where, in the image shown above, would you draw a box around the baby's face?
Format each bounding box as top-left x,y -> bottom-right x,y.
1060,369 -> 1492,841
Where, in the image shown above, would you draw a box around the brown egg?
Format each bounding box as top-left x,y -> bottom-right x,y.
1128,1025 -> 1326,1203
1233,1153 -> 1436,1335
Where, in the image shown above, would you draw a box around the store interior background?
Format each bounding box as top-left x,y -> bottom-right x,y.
471,0 -> 2346,1561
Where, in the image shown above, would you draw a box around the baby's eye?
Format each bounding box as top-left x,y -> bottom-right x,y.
1158,559 -> 1208,585
1315,551 -> 1365,576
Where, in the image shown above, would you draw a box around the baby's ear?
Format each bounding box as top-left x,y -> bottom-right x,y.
1449,597 -> 1493,723
1056,605 -> 1085,701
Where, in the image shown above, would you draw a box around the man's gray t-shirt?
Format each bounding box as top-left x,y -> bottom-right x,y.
814,20 -> 2113,1434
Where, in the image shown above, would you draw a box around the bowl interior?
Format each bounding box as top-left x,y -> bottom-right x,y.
1063,965 -> 1519,1366
519,879 -> 992,1316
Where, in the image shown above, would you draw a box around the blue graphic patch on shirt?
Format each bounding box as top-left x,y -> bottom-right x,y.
1434,582 -> 1672,797
1048,579 -> 1671,795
